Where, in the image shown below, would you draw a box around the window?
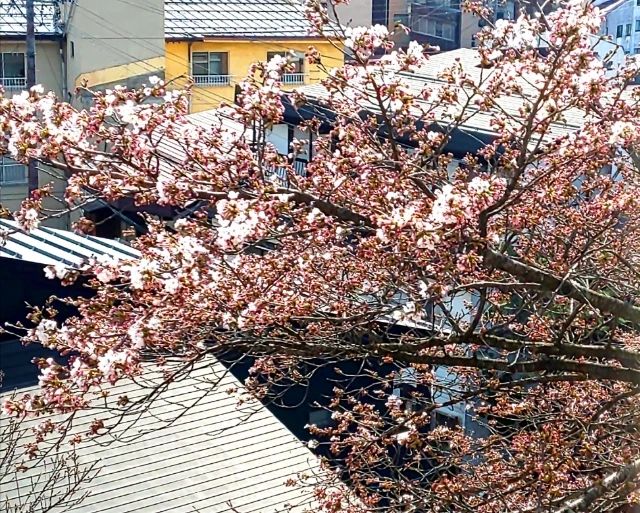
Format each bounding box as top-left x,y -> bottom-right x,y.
372,0 -> 389,26
0,156 -> 27,184
616,25 -> 623,38
191,52 -> 229,86
434,412 -> 461,430
266,51 -> 305,84
626,24 -> 632,36
308,409 -> 333,428
393,13 -> 409,26
0,52 -> 26,92
425,20 -> 455,41
636,20 -> 640,32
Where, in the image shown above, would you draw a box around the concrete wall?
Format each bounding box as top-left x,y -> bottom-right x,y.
64,0 -> 165,105
330,0 -> 373,27
166,40 -> 344,113
389,0 -> 409,28
0,164 -> 71,229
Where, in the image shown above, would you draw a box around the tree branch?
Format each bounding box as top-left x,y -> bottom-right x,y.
551,457 -> 640,513
484,249 -> 640,325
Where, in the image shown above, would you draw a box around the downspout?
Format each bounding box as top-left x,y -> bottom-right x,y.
187,41 -> 193,113
60,39 -> 68,101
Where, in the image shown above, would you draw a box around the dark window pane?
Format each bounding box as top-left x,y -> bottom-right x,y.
267,51 -> 286,61
208,52 -> 229,75
372,0 -> 388,26
192,52 -> 209,75
2,53 -> 25,78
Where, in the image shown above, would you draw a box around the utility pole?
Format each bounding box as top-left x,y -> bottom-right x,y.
26,0 -> 38,194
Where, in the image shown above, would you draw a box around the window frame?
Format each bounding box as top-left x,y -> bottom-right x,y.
616,24 -> 623,38
266,51 -> 305,84
626,23 -> 632,37
0,52 -> 26,79
190,51 -> 229,86
636,19 -> 640,32
0,156 -> 27,185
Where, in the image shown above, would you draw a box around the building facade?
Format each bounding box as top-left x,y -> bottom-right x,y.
408,0 -> 516,50
0,0 -> 165,225
597,0 -> 639,56
164,0 -> 344,113
0,1 -> 67,225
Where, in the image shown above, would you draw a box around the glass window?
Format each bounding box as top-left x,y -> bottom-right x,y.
636,20 -> 640,32
616,25 -> 623,38
434,412 -> 461,430
267,51 -> 304,73
372,0 -> 389,26
626,24 -> 632,36
0,53 -> 25,78
425,20 -> 455,41
308,409 -> 332,428
0,156 -> 27,184
191,52 -> 228,75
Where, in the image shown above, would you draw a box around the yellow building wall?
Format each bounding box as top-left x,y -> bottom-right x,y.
165,40 -> 344,113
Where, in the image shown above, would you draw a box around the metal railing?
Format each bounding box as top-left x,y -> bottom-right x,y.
0,77 -> 27,96
281,73 -> 306,85
0,162 -> 28,184
192,74 -> 232,86
265,158 -> 308,186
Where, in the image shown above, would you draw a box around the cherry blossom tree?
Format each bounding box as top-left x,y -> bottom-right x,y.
1,0 -> 640,511
0,372 -> 97,513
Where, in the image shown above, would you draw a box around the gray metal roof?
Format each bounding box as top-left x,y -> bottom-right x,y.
1,358 -> 321,512
297,48 -> 587,144
165,0 -> 330,40
0,218 -> 139,267
0,0 -> 61,37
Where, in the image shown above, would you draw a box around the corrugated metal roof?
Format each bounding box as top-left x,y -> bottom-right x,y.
0,0 -> 61,36
165,0 -> 330,40
0,218 -> 139,267
1,358 -> 321,512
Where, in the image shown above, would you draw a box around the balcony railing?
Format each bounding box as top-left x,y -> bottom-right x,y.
265,158 -> 308,186
0,162 -> 28,184
192,74 -> 232,86
281,73 -> 306,85
0,77 -> 27,96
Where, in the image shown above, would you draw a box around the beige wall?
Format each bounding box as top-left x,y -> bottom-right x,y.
0,40 -> 63,97
389,0 -> 409,29
0,41 -> 68,228
0,166 -> 70,229
460,12 -> 480,49
64,0 -> 165,105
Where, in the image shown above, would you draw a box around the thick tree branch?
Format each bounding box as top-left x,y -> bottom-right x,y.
387,350 -> 640,384
484,249 -> 640,325
552,457 -> 640,513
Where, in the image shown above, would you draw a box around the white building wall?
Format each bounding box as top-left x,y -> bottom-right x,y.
599,0 -> 639,55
